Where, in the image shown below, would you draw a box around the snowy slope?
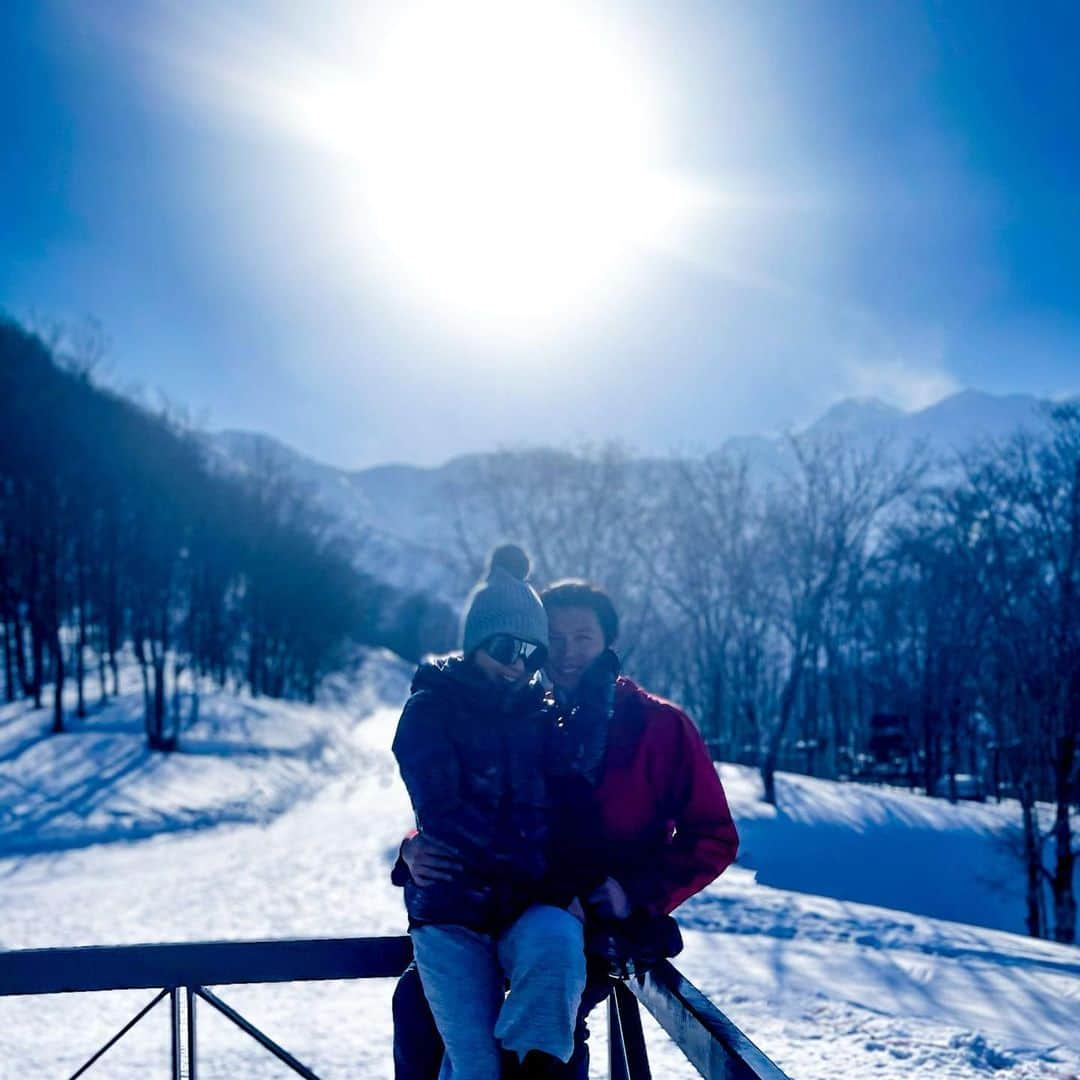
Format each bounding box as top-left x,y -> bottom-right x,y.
721,764 -> 1047,935
1,660 -> 1077,1078
0,652 -> 406,855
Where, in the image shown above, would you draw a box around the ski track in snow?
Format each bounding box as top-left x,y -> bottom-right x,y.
1,661 -> 1078,1079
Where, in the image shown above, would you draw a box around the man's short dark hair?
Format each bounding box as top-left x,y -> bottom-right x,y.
540,580 -> 619,646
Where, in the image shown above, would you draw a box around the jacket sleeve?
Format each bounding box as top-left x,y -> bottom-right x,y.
391,690 -> 496,863
390,829 -> 419,887
622,707 -> 739,916
392,689 -> 461,829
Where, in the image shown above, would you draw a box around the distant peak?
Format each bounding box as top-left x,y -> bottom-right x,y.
806,396 -> 904,435
936,388 -> 987,404
827,396 -> 902,415
914,388 -> 1041,416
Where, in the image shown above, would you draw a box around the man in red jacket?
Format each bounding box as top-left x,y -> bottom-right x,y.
542,581 -> 739,922
393,581 -> 739,1078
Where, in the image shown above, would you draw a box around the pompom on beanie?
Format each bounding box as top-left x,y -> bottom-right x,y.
462,544 -> 549,657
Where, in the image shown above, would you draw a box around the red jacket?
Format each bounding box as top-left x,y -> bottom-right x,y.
589,677 -> 739,915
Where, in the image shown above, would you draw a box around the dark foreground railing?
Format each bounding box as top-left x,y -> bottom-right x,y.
0,936 -> 788,1079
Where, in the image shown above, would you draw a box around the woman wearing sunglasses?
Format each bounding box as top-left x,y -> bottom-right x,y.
392,544 -> 588,1079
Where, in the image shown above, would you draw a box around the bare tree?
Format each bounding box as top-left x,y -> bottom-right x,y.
757,435 -> 924,804
443,444 -> 657,660
957,406 -> 1080,941
632,453 -> 769,753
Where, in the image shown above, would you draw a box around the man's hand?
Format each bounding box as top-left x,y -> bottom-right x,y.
401,833 -> 464,887
587,876 -> 632,920
567,896 -> 586,924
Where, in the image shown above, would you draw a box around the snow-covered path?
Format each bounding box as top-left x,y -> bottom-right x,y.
1,677 -> 1078,1078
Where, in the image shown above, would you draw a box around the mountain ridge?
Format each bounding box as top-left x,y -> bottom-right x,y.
206,389 -> 1063,604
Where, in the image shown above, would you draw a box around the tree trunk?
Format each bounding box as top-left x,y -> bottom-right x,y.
1,617 -> 13,703
804,668 -> 819,777
30,614 -> 44,708
762,660 -> 802,805
1020,783 -> 1045,939
1050,733 -> 1077,944
135,637 -> 152,726
106,589 -> 121,699
97,622 -> 109,706
75,586 -> 87,719
247,629 -> 260,697
12,602 -> 29,698
50,627 -> 64,733
152,656 -> 168,748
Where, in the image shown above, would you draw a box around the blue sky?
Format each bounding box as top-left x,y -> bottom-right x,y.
2,0 -> 1078,468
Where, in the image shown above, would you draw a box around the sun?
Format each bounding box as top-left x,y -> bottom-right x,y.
346,2 -> 691,336
145,1 -> 699,339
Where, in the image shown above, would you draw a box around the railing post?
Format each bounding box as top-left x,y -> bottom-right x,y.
612,981 -> 651,1079
608,992 -> 630,1080
186,986 -> 197,1080
171,986 -> 194,1079
170,988 -> 182,1079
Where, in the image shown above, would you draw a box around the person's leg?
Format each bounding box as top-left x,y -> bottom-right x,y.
560,962 -> 613,1079
393,961 -> 445,1080
411,925 -> 504,1080
495,905 -> 587,1065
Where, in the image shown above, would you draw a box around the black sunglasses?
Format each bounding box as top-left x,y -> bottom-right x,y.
483,635 -> 545,669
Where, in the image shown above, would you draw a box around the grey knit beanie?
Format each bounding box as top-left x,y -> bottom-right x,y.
462,544 -> 549,657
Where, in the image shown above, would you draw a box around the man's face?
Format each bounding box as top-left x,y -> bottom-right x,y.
546,605 -> 607,694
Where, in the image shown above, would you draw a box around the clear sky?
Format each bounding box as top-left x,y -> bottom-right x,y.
2,0 -> 1078,468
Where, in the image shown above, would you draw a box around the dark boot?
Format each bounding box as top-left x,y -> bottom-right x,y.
516,1050 -> 565,1078
393,962 -> 444,1080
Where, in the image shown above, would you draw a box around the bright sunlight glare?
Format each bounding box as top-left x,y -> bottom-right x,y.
136,1 -> 706,341
343,2 -> 697,336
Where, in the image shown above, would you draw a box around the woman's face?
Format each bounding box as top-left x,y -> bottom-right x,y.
546,605 -> 607,694
473,644 -> 529,688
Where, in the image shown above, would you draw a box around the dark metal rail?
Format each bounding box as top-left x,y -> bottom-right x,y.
628,961 -> 790,1079
0,935 -> 788,1079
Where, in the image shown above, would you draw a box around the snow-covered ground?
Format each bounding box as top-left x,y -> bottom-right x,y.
1,658 -> 1077,1079
722,762 -> 1045,936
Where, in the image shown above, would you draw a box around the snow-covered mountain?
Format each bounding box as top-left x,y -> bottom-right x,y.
806,389 -> 1052,448
203,430 -> 474,602
722,389 -> 1055,473
205,390 -> 1062,608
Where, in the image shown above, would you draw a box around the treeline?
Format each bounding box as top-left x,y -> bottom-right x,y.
448,412 -> 1080,942
0,316 -> 388,746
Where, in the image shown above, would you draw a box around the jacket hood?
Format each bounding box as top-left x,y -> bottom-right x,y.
410,654 -> 467,695
410,654 -> 547,713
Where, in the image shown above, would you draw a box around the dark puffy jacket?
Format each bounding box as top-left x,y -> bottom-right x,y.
392,657 -> 557,932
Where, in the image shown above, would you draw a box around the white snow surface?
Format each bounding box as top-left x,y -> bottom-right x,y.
1,656 -> 1078,1079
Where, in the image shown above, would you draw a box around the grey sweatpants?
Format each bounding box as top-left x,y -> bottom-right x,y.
411,904 -> 587,1080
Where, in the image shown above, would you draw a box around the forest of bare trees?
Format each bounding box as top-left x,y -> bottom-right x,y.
446,409 -> 1079,943
0,317 -> 381,748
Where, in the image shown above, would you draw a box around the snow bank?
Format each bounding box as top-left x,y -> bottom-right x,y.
0,648 -> 412,856
722,764 -> 1071,936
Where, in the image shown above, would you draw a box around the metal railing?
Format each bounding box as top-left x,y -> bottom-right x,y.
0,936 -> 788,1079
